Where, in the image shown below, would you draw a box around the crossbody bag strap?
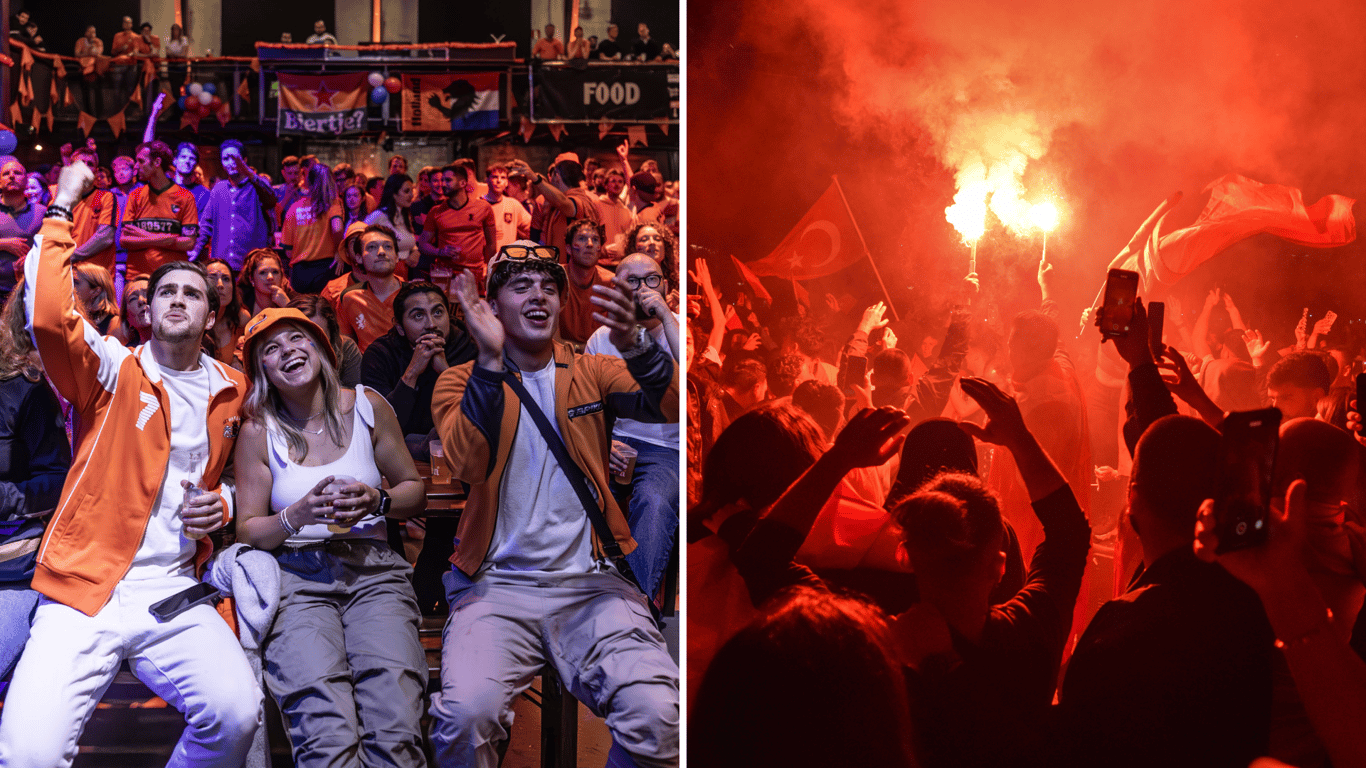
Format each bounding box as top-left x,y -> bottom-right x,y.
502,370 -> 664,626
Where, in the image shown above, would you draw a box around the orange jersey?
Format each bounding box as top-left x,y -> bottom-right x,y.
423,198 -> 496,271
122,183 -> 199,282
282,199 -> 342,265
540,188 -> 601,261
338,282 -> 400,352
559,265 -> 614,344
71,189 -> 117,274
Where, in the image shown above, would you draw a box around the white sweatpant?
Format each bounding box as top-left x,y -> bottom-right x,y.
0,575 -> 262,768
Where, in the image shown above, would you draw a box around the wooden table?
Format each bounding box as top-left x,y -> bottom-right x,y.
413,460 -> 466,517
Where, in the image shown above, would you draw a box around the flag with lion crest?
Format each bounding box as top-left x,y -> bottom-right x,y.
401,73 -> 500,131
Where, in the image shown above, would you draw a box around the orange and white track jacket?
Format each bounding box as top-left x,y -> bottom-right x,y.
25,219 -> 246,616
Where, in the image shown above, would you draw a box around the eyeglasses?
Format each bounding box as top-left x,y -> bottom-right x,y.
496,244 -> 560,262
623,273 -> 664,290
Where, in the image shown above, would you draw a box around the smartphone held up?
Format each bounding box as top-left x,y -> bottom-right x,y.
1212,408 -> 1281,554
1099,269 -> 1140,339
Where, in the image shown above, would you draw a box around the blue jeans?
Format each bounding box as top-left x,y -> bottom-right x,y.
0,588 -> 38,682
611,437 -> 679,602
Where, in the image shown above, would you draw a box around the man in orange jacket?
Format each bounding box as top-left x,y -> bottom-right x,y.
0,161 -> 260,768
428,245 -> 680,767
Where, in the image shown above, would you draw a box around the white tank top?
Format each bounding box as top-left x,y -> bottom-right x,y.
268,386 -> 385,543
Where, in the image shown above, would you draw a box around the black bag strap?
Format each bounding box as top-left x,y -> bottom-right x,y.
502,370 -> 664,628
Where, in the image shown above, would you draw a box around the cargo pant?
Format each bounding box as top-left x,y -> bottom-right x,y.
266,539 -> 427,768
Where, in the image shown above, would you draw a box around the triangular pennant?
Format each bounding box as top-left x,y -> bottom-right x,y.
78,111 -> 96,137
51,56 -> 66,80
236,79 -> 250,101
107,110 -> 126,138
654,118 -> 669,136
249,58 -> 260,73
627,125 -> 647,148
508,89 -> 517,109
598,119 -> 613,140
519,116 -> 535,143
216,103 -> 231,127
548,123 -> 566,142
128,84 -> 142,108
17,70 -> 32,107
30,106 -> 40,131
41,107 -> 53,132
181,111 -> 202,133
9,103 -> 20,127
62,83 -> 73,107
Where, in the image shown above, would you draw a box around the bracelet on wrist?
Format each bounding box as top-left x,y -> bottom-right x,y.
279,506 -> 300,536
46,204 -> 74,222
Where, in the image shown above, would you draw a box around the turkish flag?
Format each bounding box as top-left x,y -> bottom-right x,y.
1108,174 -> 1355,295
747,181 -> 866,280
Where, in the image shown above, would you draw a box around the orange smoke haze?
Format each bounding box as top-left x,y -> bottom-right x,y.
689,0 -> 1366,338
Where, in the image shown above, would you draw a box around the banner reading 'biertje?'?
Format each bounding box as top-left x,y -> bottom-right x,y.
278,72 -> 369,136
402,73 -> 501,132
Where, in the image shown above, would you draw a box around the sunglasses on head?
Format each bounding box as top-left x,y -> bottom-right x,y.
497,244 -> 560,262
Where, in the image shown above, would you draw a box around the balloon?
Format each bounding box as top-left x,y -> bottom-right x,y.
370,86 -> 388,104
208,97 -> 223,111
0,132 -> 17,156
178,95 -> 189,110
188,82 -> 203,96
197,90 -> 213,106
383,76 -> 401,94
367,72 -> 384,88
202,82 -> 217,95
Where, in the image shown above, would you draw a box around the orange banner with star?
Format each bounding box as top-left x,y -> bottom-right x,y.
277,72 -> 368,136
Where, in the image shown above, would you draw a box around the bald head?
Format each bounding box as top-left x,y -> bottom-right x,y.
616,253 -> 666,292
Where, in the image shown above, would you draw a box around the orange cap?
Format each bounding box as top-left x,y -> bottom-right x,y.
240,307 -> 337,379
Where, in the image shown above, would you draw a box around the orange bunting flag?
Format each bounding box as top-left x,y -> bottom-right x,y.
17,71 -> 32,107
548,123 -> 566,142
654,118 -> 669,136
249,58 -> 260,73
107,110 -> 126,138
216,103 -> 231,127
519,116 -> 534,143
181,111 -> 201,133
598,119 -> 613,140
8,103 -> 19,127
746,180 -> 869,280
78,111 -> 96,137
236,79 -> 250,101
627,125 -> 647,148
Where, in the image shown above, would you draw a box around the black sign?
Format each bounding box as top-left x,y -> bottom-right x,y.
532,64 -> 678,123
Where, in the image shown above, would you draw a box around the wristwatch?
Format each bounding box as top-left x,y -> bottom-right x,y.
376,489 -> 391,517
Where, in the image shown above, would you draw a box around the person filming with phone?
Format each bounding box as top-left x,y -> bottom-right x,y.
1055,280 -> 1277,768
